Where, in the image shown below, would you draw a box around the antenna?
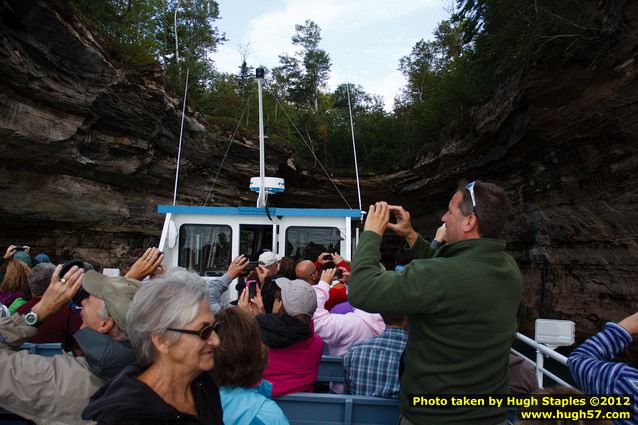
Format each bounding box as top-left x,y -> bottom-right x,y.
172,68 -> 189,206
346,82 -> 363,213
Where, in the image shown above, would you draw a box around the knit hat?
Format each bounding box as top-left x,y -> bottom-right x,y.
82,270 -> 142,330
274,277 -> 317,317
13,251 -> 32,266
34,253 -> 51,264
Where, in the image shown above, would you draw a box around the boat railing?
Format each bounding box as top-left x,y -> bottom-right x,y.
513,319 -> 575,389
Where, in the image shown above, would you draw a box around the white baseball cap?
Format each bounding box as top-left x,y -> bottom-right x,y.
258,251 -> 280,267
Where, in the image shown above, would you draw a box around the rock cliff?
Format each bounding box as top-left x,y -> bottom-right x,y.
1,0 -> 637,337
0,0 -> 292,265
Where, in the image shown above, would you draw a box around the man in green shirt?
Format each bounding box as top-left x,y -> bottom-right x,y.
349,181 -> 522,425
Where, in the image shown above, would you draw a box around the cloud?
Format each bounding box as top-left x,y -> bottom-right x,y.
214,0 -> 448,110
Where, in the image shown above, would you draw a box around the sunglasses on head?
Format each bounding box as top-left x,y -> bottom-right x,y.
465,181 -> 477,209
167,321 -> 221,340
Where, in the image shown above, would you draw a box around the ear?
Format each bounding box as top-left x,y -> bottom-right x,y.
463,214 -> 478,233
152,333 -> 172,354
273,298 -> 284,314
96,317 -> 115,335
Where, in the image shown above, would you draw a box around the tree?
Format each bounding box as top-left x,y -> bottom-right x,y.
332,84 -> 383,113
273,19 -> 331,111
70,0 -> 226,102
398,40 -> 437,102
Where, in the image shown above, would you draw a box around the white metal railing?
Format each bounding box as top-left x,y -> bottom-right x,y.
512,319 -> 575,389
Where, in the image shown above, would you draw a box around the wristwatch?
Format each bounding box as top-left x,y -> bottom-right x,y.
25,310 -> 39,327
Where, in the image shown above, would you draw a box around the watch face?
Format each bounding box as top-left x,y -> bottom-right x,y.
25,312 -> 38,326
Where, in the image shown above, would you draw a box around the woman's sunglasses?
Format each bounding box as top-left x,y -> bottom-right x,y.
167,321 -> 221,340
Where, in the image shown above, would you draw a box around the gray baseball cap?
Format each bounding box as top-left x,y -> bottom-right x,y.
275,277 -> 317,317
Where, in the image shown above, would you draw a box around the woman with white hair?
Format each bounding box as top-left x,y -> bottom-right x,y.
82,271 -> 224,425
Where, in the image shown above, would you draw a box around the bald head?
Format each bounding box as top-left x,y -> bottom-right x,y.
295,260 -> 319,285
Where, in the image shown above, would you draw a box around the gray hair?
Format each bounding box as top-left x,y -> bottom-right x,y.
125,268 -> 208,366
27,263 -> 55,297
98,302 -> 127,342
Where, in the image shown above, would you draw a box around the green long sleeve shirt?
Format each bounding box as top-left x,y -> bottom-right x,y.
349,231 -> 522,425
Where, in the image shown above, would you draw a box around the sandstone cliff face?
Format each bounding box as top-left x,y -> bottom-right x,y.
1,1 -> 637,337
0,0 -> 292,266
383,4 -> 638,336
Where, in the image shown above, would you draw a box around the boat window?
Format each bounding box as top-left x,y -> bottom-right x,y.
285,226 -> 342,262
240,224 -> 273,260
178,225 -> 232,276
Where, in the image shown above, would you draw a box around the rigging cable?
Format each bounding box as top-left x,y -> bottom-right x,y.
272,94 -> 353,210
346,82 -> 363,213
203,99 -> 250,206
172,68 -> 189,206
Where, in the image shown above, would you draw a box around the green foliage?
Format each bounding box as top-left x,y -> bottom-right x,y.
68,1 -> 626,179
272,20 -> 332,111
70,0 -> 225,106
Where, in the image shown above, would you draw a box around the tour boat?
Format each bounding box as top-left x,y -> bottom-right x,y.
157,68 -> 363,303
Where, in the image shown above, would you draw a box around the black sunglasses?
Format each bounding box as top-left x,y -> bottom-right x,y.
167,321 -> 221,340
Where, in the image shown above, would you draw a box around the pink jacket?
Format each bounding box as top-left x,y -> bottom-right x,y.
312,281 -> 385,356
262,331 -> 324,397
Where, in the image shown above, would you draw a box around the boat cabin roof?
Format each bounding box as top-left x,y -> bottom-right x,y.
157,205 -> 362,218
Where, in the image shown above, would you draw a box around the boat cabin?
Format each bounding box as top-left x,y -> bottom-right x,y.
157,206 -> 362,301
157,66 -> 363,302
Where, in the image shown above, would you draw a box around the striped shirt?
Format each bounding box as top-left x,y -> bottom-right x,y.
567,322 -> 638,425
343,327 -> 408,398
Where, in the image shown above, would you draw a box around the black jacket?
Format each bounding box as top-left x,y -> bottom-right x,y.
82,364 -> 224,425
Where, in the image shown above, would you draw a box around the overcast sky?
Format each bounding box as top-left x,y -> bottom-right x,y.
214,0 -> 450,111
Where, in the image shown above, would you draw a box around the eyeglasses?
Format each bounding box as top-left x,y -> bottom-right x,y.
309,266 -> 319,278
167,321 -> 221,340
465,181 -> 477,209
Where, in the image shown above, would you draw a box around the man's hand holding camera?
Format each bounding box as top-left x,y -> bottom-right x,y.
227,255 -> 249,279
317,253 -> 333,266
365,202 -> 419,247
320,267 -> 337,284
4,244 -> 30,260
364,202 -> 391,237
337,267 -> 350,285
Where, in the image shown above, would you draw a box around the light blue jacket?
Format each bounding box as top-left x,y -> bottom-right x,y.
220,380 -> 289,425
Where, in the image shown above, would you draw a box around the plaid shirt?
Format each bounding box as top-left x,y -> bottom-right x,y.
343,327 -> 408,398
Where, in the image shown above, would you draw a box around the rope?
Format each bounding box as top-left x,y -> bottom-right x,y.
203,99 -> 250,206
273,94 -> 353,210
173,68 -> 189,206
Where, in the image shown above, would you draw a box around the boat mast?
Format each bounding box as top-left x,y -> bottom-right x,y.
249,67 -> 285,207
256,67 -> 266,208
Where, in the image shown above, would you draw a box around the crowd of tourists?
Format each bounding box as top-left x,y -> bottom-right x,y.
0,180 -> 635,425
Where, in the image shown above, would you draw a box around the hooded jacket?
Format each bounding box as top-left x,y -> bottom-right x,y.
256,313 -> 323,396
83,364 -> 223,425
0,313 -> 136,425
312,281 -> 385,356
